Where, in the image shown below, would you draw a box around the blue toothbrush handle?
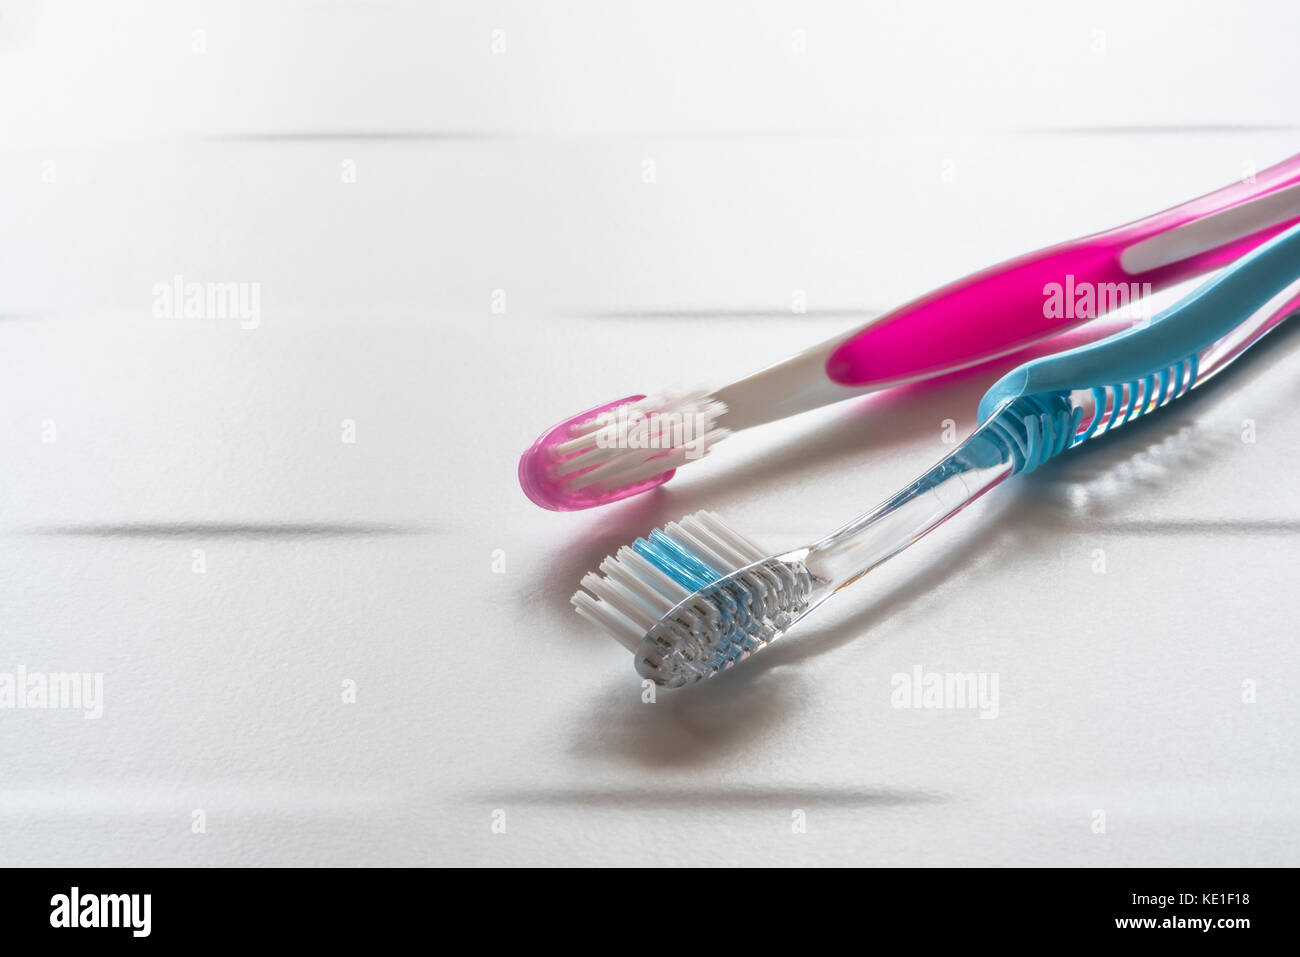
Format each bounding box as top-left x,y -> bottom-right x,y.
973,221 -> 1300,473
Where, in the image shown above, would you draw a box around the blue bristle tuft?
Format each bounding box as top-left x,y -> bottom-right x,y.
633,529 -> 721,590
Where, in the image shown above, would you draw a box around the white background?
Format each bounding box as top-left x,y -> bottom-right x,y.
1,0 -> 1298,865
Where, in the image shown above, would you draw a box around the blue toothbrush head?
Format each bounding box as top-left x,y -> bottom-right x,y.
572,512 -> 814,687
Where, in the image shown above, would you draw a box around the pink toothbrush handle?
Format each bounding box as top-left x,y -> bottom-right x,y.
827,153 -> 1300,387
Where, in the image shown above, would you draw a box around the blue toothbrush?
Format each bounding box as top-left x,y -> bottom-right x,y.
573,222 -> 1300,687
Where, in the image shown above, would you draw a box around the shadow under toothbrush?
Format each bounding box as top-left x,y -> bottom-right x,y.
565,655 -> 811,768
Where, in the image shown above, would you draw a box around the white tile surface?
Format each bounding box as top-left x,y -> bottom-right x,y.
0,0 -> 1297,865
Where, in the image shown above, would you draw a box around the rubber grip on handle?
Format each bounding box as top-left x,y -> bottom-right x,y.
976,221 -> 1300,421
827,153 -> 1300,389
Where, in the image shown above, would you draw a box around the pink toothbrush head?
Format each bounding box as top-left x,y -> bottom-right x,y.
518,393 -> 729,511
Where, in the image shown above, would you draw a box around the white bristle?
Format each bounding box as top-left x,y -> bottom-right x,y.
572,591 -> 644,651
674,512 -> 760,569
550,392 -> 729,492
570,510 -> 766,653
693,509 -> 770,558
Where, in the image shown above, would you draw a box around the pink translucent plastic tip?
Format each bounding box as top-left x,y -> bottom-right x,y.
518,395 -> 676,511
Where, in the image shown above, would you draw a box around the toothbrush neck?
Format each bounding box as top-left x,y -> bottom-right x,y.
711,331 -> 878,432
805,424 -> 1017,588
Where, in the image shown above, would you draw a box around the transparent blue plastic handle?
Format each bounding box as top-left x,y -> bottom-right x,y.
971,220 -> 1300,473
978,220 -> 1300,422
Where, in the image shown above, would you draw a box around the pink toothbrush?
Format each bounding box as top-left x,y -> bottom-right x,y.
520,153 -> 1300,511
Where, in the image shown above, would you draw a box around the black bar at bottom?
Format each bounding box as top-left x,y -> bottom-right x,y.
0,866 -> 1282,944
